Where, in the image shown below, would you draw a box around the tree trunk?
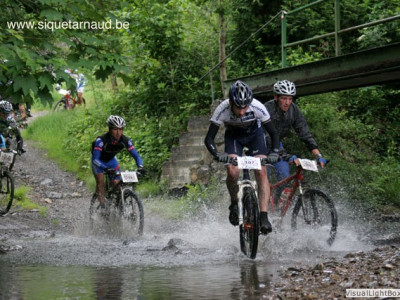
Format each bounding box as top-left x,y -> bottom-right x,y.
218,3 -> 227,98
110,73 -> 118,92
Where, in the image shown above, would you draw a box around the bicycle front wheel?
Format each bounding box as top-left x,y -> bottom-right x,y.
53,98 -> 67,111
120,189 -> 144,236
0,170 -> 15,215
291,188 -> 338,245
239,187 -> 260,259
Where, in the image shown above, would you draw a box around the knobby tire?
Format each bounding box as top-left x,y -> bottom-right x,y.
239,187 -> 259,259
53,98 -> 67,111
291,188 -> 338,245
0,170 -> 15,215
120,189 -> 144,236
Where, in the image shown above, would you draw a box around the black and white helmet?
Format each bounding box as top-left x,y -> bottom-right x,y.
107,115 -> 126,128
229,80 -> 253,108
0,100 -> 13,114
273,80 -> 296,96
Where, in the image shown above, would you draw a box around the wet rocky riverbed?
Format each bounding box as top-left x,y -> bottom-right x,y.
1,112 -> 399,299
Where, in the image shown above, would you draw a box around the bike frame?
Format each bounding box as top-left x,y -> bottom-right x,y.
105,171 -> 137,204
269,166 -> 305,217
63,93 -> 76,109
237,168 -> 257,225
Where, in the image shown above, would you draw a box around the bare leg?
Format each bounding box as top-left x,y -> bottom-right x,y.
226,164 -> 240,202
95,173 -> 105,205
254,165 -> 270,212
254,155 -> 272,234
77,92 -> 85,106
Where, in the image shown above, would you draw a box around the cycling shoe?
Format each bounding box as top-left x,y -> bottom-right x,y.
229,203 -> 239,226
260,212 -> 272,235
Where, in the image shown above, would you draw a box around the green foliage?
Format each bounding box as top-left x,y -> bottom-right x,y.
180,177 -> 221,210
367,157 -> 400,207
1,0 -> 131,105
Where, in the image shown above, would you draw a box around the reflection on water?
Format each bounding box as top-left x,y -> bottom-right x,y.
0,261 -> 280,299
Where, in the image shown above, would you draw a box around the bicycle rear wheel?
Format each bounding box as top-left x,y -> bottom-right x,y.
239,187 -> 259,259
119,189 -> 144,236
0,170 -> 15,215
291,188 -> 338,245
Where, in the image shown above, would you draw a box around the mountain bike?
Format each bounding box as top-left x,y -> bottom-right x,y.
222,155 -> 337,259
89,169 -> 144,236
268,156 -> 338,246
223,156 -> 268,259
0,150 -> 16,215
53,88 -> 86,111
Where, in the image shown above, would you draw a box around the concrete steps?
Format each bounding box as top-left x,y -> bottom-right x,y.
160,115 -> 212,188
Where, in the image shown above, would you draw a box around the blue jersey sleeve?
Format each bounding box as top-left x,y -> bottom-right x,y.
0,135 -> 5,148
91,138 -> 108,169
126,138 -> 143,167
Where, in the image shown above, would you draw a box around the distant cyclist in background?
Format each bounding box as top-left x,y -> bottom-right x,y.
264,80 -> 326,200
204,80 -> 280,234
65,68 -> 86,106
0,100 -> 25,154
91,115 -> 145,210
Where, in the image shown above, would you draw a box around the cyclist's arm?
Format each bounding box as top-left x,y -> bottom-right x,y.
204,122 -> 220,158
126,139 -> 144,167
261,120 -> 280,152
92,139 -> 108,169
292,106 -> 318,151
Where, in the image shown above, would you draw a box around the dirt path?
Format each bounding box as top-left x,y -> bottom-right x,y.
1,111 -> 91,241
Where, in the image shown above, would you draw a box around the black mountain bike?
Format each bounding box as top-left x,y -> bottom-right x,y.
224,156 -> 267,259
89,169 -> 144,236
0,151 -> 16,215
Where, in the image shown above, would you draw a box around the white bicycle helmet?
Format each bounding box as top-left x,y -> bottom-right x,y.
273,80 -> 296,96
0,100 -> 13,114
107,115 -> 126,128
229,80 -> 253,108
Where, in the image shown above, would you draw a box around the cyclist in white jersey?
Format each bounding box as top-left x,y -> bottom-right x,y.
204,80 -> 280,234
65,69 -> 86,106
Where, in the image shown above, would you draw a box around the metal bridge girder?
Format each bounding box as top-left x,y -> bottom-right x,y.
224,42 -> 400,100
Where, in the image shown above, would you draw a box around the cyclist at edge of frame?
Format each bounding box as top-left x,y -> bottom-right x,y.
0,99 -> 25,154
264,80 -> 327,200
91,115 -> 146,211
204,80 -> 280,235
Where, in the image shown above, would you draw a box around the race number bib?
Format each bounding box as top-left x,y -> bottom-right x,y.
237,156 -> 261,170
121,171 -> 138,183
0,151 -> 14,167
298,159 -> 318,172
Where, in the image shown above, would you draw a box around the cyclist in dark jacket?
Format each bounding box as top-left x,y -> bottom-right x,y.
264,80 -> 326,185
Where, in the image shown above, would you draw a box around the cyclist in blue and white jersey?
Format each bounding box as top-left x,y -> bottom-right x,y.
92,115 -> 145,209
204,80 -> 280,234
65,69 -> 86,106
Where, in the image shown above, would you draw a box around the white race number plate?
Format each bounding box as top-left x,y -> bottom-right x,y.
237,156 -> 261,170
121,171 -> 138,183
298,159 -> 319,172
